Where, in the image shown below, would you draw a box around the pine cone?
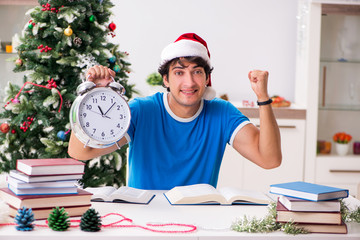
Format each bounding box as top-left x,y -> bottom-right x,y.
14,207 -> 35,231
47,207 -> 70,231
80,208 -> 102,232
73,37 -> 82,47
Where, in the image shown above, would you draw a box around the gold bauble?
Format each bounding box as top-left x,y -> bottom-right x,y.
64,26 -> 73,36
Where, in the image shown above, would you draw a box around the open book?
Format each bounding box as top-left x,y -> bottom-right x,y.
164,184 -> 272,205
84,186 -> 155,204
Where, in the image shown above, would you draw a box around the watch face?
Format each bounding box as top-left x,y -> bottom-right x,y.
78,88 -> 130,144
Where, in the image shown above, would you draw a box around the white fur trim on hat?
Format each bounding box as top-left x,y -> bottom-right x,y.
160,39 -> 211,66
203,86 -> 216,100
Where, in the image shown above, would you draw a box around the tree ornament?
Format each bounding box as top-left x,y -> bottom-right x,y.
108,22 -> 116,31
14,207 -> 35,231
38,44 -> 52,53
64,26 -> 73,37
113,64 -> 120,73
108,56 -> 116,63
0,122 -> 10,134
80,208 -> 102,232
15,59 -> 23,66
73,37 -> 82,47
57,130 -> 66,141
89,15 -> 96,22
47,207 -> 70,231
28,20 -> 35,29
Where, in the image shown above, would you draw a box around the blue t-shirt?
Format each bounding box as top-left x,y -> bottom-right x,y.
126,92 -> 250,190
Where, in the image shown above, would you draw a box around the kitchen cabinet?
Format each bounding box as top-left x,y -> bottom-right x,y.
296,0 -> 360,196
218,108 -> 306,193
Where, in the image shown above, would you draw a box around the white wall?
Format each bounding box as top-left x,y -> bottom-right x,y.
112,0 -> 298,102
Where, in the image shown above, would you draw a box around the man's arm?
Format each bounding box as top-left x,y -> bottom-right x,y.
232,70 -> 282,169
68,132 -> 128,160
68,65 -> 128,160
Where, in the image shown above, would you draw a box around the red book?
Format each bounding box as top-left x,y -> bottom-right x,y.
276,200 -> 341,225
0,188 -> 92,209
16,158 -> 85,176
8,204 -> 92,220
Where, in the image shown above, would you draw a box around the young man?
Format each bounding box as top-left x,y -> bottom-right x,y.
68,33 -> 282,190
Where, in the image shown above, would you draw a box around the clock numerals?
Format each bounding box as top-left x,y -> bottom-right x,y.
77,88 -> 129,143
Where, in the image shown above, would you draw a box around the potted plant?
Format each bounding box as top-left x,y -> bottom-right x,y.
333,132 -> 352,155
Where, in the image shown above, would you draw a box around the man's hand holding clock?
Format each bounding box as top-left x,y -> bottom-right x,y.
87,65 -> 116,87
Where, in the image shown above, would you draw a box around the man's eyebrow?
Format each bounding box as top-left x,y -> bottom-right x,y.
171,65 -> 186,70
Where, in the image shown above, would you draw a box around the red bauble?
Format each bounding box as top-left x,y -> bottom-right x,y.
15,59 -> 23,66
0,123 -> 10,134
109,22 -> 116,31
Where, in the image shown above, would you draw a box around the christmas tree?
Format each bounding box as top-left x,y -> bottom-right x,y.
0,0 -> 134,188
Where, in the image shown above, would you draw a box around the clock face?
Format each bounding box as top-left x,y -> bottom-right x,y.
77,88 -> 130,144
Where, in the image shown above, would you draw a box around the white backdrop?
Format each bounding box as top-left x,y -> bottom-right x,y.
112,0 -> 298,103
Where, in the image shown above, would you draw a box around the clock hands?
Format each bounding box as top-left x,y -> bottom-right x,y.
98,106 -> 105,116
89,106 -> 111,119
104,102 -> 116,116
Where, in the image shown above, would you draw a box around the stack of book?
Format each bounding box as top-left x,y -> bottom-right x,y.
270,181 -> 349,234
0,158 -> 92,220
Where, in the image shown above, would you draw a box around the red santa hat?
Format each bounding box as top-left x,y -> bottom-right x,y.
160,33 -> 216,100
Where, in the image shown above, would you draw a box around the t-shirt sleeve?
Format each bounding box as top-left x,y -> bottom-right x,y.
216,99 -> 251,146
126,98 -> 140,142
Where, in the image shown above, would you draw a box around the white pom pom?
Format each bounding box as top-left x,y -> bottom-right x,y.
203,86 -> 216,100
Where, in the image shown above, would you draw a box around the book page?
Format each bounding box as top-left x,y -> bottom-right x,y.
165,184 -> 226,204
85,186 -> 117,201
218,187 -> 271,204
111,186 -> 153,203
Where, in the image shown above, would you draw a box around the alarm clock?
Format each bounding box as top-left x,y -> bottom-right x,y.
70,77 -> 131,148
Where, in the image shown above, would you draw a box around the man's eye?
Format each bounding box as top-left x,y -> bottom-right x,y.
175,72 -> 183,76
194,70 -> 203,74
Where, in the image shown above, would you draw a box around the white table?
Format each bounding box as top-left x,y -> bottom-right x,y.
1,192 -> 360,239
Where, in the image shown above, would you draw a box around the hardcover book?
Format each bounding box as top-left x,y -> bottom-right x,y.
278,195 -> 341,212
8,184 -> 78,195
295,222 -> 347,234
276,200 -> 342,225
84,186 -> 155,204
164,183 -> 272,205
7,175 -> 77,189
8,204 -> 91,220
9,169 -> 83,183
0,188 -> 92,209
16,158 -> 85,176
270,181 -> 348,201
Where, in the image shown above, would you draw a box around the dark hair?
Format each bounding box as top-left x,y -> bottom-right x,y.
158,56 -> 213,90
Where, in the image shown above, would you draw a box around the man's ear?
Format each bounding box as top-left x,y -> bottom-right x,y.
163,75 -> 169,88
205,76 -> 210,86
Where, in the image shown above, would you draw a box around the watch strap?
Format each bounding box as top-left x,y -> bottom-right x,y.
257,98 -> 273,106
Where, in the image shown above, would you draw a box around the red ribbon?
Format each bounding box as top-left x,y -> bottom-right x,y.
0,212 -> 197,233
14,80 -> 63,113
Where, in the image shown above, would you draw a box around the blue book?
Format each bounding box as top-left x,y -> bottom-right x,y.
269,181 -> 349,201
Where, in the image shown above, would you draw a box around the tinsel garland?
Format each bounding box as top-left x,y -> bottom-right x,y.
231,200 -> 360,235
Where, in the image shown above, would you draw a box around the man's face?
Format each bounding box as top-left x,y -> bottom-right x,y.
164,59 -> 209,109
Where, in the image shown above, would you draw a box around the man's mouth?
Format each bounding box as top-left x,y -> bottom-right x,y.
181,89 -> 197,94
